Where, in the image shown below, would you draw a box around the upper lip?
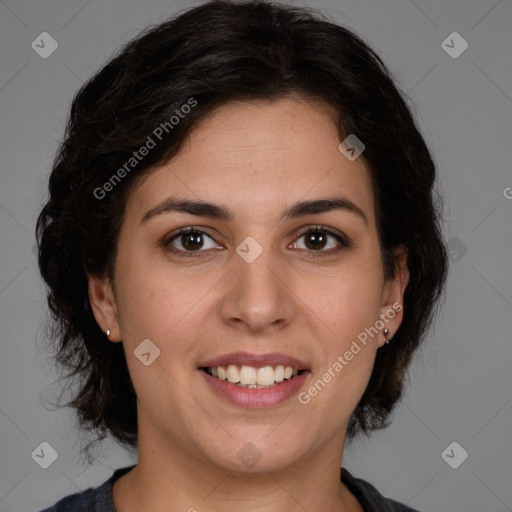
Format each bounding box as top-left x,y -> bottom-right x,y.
199,351 -> 309,370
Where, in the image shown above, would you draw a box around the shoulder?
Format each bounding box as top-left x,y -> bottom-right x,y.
38,465 -> 136,512
38,486 -> 100,512
341,467 -> 421,512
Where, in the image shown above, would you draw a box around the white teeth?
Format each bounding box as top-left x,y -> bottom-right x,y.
239,365 -> 257,385
238,383 -> 273,389
226,364 -> 240,383
274,365 -> 285,382
206,364 -> 300,385
257,366 -> 275,386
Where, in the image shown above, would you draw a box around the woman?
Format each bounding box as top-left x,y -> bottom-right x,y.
36,1 -> 448,510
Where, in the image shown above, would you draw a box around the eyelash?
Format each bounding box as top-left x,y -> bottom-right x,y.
162,225 -> 349,258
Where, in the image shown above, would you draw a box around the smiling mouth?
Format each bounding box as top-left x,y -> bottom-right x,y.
200,365 -> 305,388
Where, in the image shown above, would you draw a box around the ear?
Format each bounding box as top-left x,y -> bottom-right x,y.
379,244 -> 409,347
87,273 -> 122,342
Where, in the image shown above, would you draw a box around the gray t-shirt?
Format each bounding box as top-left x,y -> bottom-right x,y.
39,464 -> 420,511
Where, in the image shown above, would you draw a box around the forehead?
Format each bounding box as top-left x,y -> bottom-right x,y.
126,97 -> 375,227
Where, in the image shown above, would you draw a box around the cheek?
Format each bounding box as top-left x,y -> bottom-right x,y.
113,250 -> 215,345
328,285 -> 382,339
299,254 -> 383,397
302,276 -> 380,416
304,258 -> 384,336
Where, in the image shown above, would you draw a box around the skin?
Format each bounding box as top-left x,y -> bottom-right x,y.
89,96 -> 409,512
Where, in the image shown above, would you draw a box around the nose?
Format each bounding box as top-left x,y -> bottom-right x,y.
218,245 -> 296,334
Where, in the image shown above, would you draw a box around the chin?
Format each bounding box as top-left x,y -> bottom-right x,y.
200,433 -> 305,474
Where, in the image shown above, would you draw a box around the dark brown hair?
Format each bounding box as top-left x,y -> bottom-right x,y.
36,0 -> 448,458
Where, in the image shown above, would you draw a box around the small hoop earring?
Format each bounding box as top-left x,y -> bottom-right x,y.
383,328 -> 390,344
106,329 -> 111,338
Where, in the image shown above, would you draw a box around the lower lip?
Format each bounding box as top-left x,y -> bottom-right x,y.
199,369 -> 310,408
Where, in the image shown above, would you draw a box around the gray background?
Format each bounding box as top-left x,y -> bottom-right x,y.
0,0 -> 511,511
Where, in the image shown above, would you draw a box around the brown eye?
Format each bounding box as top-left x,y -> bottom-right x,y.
292,227 -> 348,253
179,231 -> 204,251
303,231 -> 328,250
165,228 -> 221,255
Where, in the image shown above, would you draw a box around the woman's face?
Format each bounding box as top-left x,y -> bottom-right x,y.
90,96 -> 408,473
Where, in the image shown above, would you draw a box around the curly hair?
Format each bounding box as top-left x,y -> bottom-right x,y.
36,0 -> 448,458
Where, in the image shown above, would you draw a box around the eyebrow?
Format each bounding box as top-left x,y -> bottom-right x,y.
140,196 -> 368,226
